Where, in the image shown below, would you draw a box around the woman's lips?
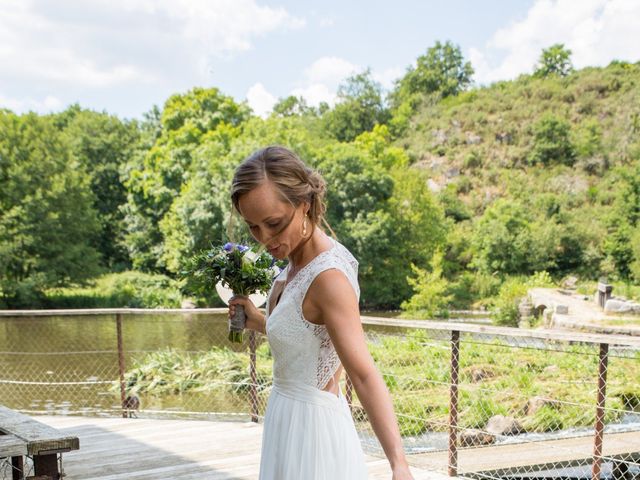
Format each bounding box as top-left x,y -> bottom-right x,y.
268,245 -> 280,254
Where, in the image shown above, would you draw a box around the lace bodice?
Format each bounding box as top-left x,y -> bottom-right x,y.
265,237 -> 360,390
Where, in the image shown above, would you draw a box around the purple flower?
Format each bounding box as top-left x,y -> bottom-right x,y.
237,244 -> 250,252
223,242 -> 235,252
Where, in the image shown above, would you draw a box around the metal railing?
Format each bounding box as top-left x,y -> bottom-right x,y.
1,309 -> 639,479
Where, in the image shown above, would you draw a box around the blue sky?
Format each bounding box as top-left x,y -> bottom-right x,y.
1,0 -> 639,119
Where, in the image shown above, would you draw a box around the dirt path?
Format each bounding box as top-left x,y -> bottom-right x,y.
528,287 -> 640,336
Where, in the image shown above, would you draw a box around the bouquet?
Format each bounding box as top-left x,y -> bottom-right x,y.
183,242 -> 281,342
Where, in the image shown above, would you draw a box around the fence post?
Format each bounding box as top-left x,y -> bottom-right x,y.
116,313 -> 127,419
448,330 -> 460,477
592,342 -> 609,480
249,331 -> 259,422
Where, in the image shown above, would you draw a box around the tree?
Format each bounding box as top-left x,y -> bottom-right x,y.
534,44 -> 574,78
324,69 -> 390,142
121,88 -> 250,271
60,108 -> 140,269
391,40 -> 474,108
272,96 -> 313,117
0,112 -> 101,305
470,200 -> 533,275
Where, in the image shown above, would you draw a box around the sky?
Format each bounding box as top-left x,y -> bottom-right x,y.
1,0 -> 639,120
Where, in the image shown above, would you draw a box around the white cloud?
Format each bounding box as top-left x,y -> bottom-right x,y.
246,83 -> 276,118
0,0 -> 305,92
372,67 -> 404,90
471,0 -> 640,84
0,93 -> 64,113
289,56 -> 359,107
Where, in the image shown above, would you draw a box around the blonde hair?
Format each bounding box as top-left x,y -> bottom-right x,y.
229,146 -> 336,245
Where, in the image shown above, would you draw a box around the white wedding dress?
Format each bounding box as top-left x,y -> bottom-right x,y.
259,237 -> 369,479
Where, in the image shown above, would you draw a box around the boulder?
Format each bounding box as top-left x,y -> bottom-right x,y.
466,132 -> 482,145
554,304 -> 569,314
426,179 -> 442,193
485,415 -> 524,436
458,429 -> 496,447
604,299 -> 634,314
525,396 -> 560,416
470,368 -> 494,383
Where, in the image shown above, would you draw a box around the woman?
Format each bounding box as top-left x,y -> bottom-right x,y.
228,146 -> 414,480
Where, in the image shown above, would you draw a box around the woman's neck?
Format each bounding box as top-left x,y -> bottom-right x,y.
287,228 -> 332,271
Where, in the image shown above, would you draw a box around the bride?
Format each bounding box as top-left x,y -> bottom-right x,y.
228,146 -> 414,480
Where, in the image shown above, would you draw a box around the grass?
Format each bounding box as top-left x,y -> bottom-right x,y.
120,329 -> 640,438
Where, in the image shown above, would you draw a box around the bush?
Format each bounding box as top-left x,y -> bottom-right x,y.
491,277 -> 528,327
45,271 -> 183,308
527,114 -> 575,166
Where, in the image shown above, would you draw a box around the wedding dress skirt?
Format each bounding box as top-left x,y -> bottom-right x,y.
258,378 -> 369,479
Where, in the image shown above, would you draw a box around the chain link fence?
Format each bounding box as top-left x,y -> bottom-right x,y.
1,309 -> 639,479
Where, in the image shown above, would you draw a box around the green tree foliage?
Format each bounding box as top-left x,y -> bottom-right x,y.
122,88 -> 250,271
59,107 -> 140,269
0,112 -> 101,306
272,96 -> 314,117
534,44 -> 574,78
324,69 -> 390,142
602,164 -> 640,278
391,40 -> 474,108
528,114 -> 576,166
401,250 -> 452,318
471,200 -> 533,275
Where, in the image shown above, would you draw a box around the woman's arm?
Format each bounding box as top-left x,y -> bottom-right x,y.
307,269 -> 414,479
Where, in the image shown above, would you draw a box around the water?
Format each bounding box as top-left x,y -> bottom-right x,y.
0,312 -> 252,417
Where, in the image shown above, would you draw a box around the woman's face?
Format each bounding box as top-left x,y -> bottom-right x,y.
237,180 -> 308,259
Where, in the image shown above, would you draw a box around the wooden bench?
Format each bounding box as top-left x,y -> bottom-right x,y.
0,405 -> 79,480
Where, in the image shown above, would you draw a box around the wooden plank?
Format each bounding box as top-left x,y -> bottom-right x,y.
38,416 -> 444,480
0,405 -> 79,455
410,431 -> 640,476
0,433 -> 27,457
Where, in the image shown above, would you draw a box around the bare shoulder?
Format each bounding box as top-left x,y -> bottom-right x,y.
304,267 -> 359,325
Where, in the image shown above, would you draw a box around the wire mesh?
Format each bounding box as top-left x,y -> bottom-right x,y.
0,311 -> 639,480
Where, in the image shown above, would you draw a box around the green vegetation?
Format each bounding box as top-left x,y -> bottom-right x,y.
45,271 -> 183,308
120,331 -> 640,437
1,42 -> 639,319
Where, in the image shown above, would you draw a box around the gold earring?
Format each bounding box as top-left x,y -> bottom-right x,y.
302,214 -> 308,236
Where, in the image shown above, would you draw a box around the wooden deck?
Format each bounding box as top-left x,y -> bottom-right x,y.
37,416 -> 448,479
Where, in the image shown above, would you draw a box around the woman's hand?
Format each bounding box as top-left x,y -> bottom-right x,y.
391,464 -> 414,480
228,295 -> 265,334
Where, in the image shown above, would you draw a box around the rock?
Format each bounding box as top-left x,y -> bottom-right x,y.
495,132 -> 512,144
432,129 -> 448,145
470,368 -> 493,383
466,132 -> 482,145
445,167 -> 460,179
561,276 -> 579,289
426,178 -> 442,193
458,429 -> 496,447
485,415 -> 524,436
543,365 -> 559,373
555,304 -> 569,314
181,299 -> 197,309
525,396 -> 560,416
604,299 -> 634,313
